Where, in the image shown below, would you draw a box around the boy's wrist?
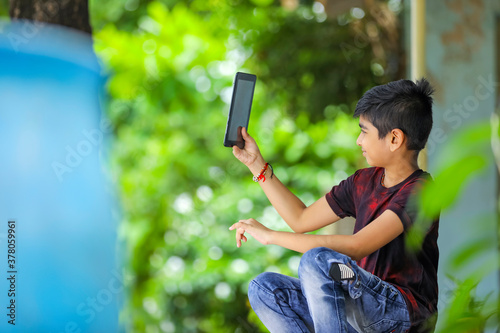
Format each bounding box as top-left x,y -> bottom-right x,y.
266,230 -> 277,246
249,156 -> 267,175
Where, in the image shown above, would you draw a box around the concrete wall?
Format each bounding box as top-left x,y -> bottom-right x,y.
422,0 -> 499,330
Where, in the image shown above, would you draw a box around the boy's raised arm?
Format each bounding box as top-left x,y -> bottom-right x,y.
232,127 -> 341,233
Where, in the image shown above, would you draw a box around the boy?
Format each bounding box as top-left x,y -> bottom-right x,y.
229,78 -> 439,332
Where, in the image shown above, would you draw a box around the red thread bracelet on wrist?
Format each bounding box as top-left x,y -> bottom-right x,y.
253,163 -> 269,183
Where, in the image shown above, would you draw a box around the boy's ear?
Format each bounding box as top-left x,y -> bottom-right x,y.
388,128 -> 405,152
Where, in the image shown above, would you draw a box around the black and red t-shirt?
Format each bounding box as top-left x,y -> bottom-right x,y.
325,167 -> 439,330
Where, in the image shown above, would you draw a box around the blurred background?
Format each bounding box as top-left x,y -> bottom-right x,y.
0,0 -> 498,332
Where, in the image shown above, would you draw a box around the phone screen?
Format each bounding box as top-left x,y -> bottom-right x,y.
224,72 -> 256,148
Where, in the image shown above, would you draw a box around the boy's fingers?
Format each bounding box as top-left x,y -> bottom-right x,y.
235,229 -> 241,247
229,221 -> 251,247
235,227 -> 247,247
241,127 -> 254,142
229,222 -> 243,230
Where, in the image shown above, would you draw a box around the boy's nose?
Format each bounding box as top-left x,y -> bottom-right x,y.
356,134 -> 362,147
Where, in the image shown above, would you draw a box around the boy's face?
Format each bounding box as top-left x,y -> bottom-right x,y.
356,116 -> 390,167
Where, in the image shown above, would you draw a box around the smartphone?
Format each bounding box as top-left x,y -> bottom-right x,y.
223,72 -> 257,149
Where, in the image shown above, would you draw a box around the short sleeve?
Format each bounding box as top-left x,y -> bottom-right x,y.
386,179 -> 425,231
325,171 -> 358,218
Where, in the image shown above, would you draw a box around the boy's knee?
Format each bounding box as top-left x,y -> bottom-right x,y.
248,272 -> 297,309
302,247 -> 335,259
298,247 -> 350,278
248,272 -> 271,306
301,247 -> 347,265
298,247 -> 328,275
250,272 -> 275,289
248,272 -> 281,300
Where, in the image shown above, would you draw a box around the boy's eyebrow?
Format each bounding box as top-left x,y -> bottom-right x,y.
359,122 -> 368,130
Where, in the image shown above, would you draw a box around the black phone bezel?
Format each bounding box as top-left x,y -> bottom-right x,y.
223,72 -> 257,148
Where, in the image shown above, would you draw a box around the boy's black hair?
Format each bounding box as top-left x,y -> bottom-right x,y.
353,78 -> 435,151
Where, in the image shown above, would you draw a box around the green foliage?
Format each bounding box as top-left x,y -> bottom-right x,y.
436,275 -> 497,333
409,121 -> 499,332
420,123 -> 492,219
0,0 -> 9,23
92,1 -> 388,331
232,4 -> 398,122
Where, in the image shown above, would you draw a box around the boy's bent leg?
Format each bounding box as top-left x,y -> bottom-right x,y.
299,247 -> 411,333
248,272 -> 314,333
298,247 -> 351,333
344,263 -> 411,333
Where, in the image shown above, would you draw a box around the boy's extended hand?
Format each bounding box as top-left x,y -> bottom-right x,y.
232,127 -> 265,170
229,218 -> 273,248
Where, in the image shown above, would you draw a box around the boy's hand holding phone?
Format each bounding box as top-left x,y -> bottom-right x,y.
232,127 -> 266,173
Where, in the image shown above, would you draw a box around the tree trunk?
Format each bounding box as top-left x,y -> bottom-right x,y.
9,0 -> 92,34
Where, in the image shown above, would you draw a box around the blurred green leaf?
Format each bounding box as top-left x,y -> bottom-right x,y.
420,122 -> 492,218
449,236 -> 496,271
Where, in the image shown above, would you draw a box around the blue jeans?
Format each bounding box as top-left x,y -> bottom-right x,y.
248,247 -> 411,333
